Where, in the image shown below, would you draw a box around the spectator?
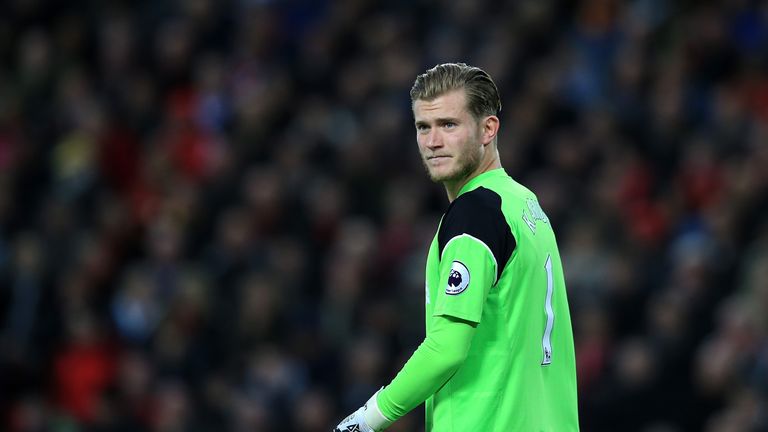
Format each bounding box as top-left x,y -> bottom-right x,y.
0,0 -> 767,430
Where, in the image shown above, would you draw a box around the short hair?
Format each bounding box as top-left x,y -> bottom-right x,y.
410,63 -> 502,120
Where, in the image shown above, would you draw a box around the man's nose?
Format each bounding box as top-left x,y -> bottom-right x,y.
426,130 -> 443,149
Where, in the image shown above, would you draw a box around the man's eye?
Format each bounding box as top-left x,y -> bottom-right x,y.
443,122 -> 456,129
416,125 -> 429,132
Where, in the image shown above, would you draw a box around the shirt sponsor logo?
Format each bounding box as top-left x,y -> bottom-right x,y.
446,261 -> 470,295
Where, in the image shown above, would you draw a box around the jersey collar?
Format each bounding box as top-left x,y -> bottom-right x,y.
457,168 -> 508,197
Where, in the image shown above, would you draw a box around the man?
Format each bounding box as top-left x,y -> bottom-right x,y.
334,63 -> 579,431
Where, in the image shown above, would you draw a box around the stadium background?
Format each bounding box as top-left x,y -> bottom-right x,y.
1,0 -> 767,430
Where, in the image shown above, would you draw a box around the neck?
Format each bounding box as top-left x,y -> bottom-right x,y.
444,155 -> 501,202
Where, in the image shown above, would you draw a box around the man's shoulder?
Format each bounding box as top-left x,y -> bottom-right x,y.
449,186 -> 503,216
451,177 -> 532,216
440,187 -> 507,242
438,186 -> 516,273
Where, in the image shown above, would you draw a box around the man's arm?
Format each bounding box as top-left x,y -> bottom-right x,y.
334,314 -> 476,431
377,314 -> 476,419
335,188 -> 510,431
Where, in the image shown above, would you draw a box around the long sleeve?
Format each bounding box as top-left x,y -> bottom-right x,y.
375,314 -> 477,420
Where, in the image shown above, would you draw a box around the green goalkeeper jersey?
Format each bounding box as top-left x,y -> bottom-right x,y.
424,168 -> 578,431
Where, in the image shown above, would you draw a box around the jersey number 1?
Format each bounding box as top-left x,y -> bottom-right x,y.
541,254 -> 554,365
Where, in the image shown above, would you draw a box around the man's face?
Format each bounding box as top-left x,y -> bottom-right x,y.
413,90 -> 484,184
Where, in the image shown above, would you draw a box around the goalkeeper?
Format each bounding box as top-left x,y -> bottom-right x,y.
334,63 -> 579,431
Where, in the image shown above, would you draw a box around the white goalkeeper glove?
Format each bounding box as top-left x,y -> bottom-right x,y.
334,389 -> 393,432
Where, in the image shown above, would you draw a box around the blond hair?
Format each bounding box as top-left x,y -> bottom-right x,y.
410,63 -> 501,120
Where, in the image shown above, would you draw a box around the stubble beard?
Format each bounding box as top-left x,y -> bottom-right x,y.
423,145 -> 482,185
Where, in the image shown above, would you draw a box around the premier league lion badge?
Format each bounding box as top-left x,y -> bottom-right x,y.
445,261 -> 470,295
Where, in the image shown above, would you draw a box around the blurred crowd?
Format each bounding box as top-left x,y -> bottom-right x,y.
1,0 -> 767,430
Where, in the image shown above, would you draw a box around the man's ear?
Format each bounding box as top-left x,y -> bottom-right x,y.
481,115 -> 500,146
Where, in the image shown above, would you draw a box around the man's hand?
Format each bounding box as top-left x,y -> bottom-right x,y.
333,406 -> 372,432
333,390 -> 393,432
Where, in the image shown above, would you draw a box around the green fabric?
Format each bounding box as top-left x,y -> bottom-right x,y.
421,168 -> 578,431
432,234 -> 497,323
376,315 -> 477,420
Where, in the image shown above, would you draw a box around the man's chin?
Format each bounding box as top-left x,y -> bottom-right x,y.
424,162 -> 469,183
429,170 -> 458,183
428,164 -> 479,185
427,168 -> 448,182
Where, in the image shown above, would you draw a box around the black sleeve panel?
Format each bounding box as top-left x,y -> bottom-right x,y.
437,187 -> 516,282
